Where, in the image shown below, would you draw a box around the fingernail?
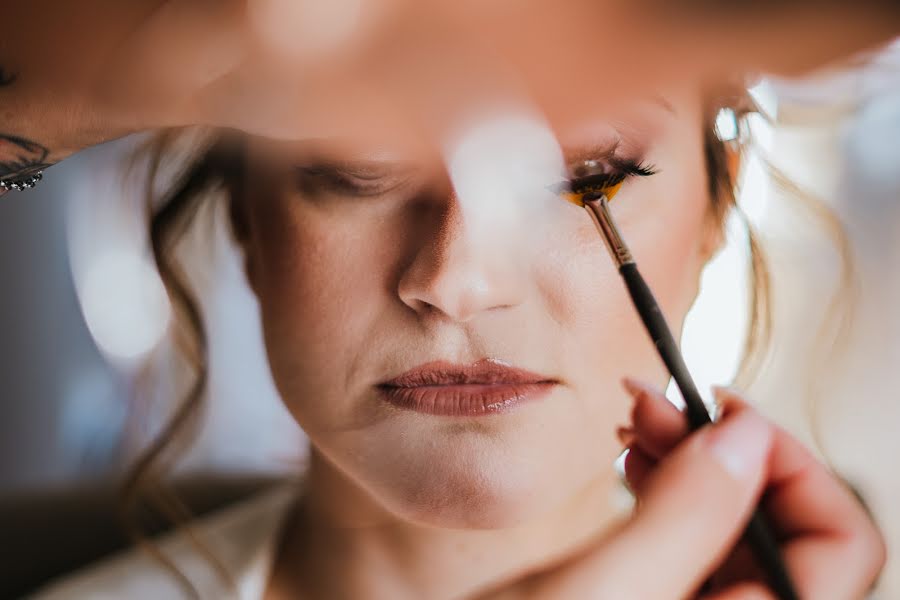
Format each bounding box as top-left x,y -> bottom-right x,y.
711,385 -> 739,402
616,425 -> 635,446
711,385 -> 746,422
709,387 -> 726,421
622,377 -> 653,401
706,411 -> 769,480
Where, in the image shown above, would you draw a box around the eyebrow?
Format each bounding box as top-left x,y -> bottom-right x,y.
650,95 -> 677,116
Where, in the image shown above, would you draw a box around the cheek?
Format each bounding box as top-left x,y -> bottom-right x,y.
526,207 -> 655,457
630,161 -> 711,332
247,198 -> 391,426
534,209 -> 632,346
532,148 -> 712,417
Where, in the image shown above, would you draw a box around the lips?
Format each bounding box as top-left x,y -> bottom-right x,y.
377,358 -> 558,416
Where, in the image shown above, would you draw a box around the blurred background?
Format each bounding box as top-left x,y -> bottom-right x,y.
1,40 -> 898,598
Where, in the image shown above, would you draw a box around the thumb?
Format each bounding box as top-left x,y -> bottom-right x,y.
600,409 -> 774,599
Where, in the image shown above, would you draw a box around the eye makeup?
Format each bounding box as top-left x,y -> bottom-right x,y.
557,162 -> 799,600
552,154 -> 657,207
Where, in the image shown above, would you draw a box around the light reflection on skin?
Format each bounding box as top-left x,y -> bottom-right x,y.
233,86 -> 720,596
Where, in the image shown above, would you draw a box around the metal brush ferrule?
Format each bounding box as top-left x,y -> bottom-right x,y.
582,195 -> 634,267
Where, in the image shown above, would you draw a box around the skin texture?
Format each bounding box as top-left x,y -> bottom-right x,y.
231,87 -> 722,598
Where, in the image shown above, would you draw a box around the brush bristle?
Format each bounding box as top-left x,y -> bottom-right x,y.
561,181 -> 624,207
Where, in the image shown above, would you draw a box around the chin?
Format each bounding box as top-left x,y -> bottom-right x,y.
372,447 -> 580,530
322,404 -> 617,530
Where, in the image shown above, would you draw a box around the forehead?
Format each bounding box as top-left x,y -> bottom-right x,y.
247,87 -> 703,164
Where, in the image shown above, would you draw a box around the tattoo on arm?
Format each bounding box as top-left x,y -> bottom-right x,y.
0,134 -> 51,178
0,66 -> 52,195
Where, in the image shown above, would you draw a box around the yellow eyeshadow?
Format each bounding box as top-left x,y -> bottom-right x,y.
562,181 -> 624,207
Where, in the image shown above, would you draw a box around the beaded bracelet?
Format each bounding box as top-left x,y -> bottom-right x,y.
0,171 -> 43,192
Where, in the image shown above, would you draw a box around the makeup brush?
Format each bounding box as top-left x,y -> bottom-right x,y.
578,192 -> 798,600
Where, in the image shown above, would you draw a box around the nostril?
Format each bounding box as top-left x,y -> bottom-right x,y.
396,202 -> 526,322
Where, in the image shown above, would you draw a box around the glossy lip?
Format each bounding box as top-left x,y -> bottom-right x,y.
377,358 -> 559,417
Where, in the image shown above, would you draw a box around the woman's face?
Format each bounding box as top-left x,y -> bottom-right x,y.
235,88 -> 717,529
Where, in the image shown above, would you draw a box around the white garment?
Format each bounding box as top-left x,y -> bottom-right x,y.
31,486 -> 297,600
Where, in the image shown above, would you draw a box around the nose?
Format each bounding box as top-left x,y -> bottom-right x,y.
397,197 -> 526,323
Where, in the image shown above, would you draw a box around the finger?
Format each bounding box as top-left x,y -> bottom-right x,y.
527,407 -> 774,599
713,390 -> 861,537
714,388 -> 887,599
622,377 -> 689,460
616,409 -> 773,598
615,425 -> 635,447
622,445 -> 655,495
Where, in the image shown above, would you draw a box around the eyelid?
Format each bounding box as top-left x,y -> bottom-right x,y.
562,141 -> 622,171
293,160 -> 417,197
552,154 -> 657,206
563,155 -> 658,185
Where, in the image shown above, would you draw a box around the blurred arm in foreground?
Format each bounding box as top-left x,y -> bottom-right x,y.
1,0 -> 898,193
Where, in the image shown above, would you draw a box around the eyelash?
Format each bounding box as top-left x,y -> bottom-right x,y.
293,156 -> 658,199
562,157 -> 658,198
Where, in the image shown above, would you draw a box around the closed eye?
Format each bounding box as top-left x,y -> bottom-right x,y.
293,161 -> 415,198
